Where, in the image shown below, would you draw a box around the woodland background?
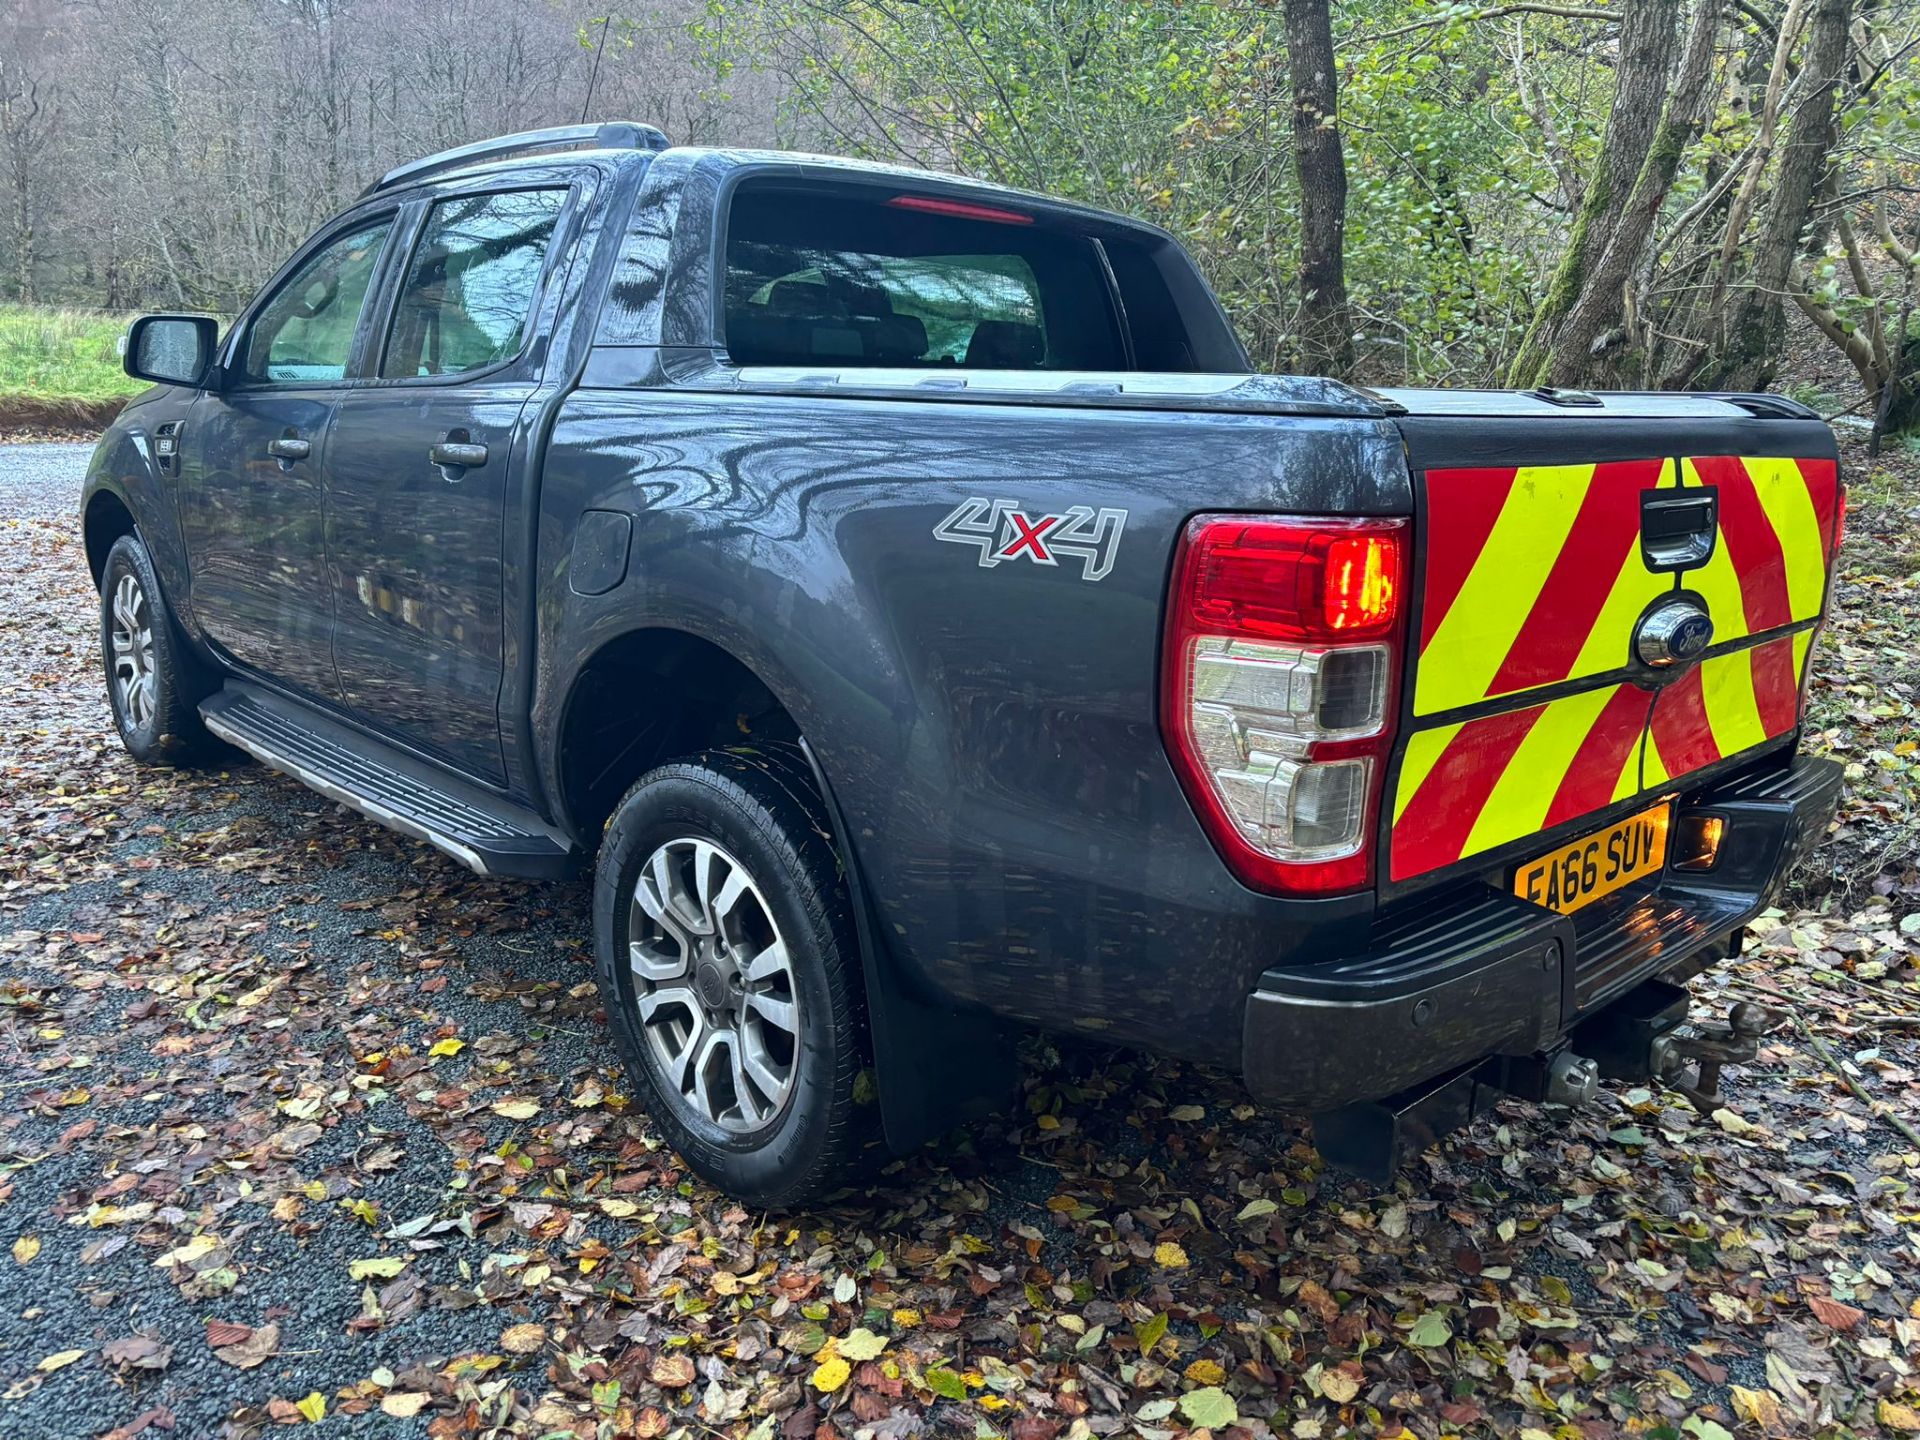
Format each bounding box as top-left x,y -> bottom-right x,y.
1,0 -> 1918,434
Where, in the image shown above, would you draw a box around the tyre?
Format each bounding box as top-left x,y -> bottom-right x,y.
99,533 -> 217,766
593,747 -> 877,1207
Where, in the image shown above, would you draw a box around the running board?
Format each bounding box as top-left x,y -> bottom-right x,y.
200,685 -> 577,879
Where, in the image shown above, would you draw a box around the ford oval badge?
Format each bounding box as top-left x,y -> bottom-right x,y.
1635,599 -> 1715,668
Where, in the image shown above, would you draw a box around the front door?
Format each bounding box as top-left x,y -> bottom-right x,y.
177,216 -> 397,700
323,187 -> 570,786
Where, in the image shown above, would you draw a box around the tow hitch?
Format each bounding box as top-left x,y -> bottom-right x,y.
1312,980 -> 1772,1181
1574,978 -> 1773,1112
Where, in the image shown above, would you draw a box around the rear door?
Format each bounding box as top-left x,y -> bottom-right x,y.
322,184 -> 574,785
1382,399 -> 1840,891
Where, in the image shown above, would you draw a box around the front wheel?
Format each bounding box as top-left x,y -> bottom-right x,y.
592,749 -> 877,1207
99,534 -> 216,766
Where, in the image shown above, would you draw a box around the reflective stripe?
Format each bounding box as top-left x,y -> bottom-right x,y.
1464,685 -> 1619,858
1393,720 -> 1465,824
1793,627 -> 1815,685
1699,645 -> 1770,759
1391,683 -> 1653,880
1417,463 -> 1589,714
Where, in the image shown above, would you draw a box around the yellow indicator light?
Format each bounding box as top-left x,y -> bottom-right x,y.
1673,813 -> 1726,872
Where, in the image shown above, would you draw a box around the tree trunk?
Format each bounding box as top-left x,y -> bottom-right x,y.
1540,0 -> 1723,387
1507,0 -> 1681,387
1703,0 -> 1852,391
1281,0 -> 1354,377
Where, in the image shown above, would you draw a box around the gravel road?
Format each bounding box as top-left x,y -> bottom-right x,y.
0,439 -> 602,1436
0,442 -> 94,520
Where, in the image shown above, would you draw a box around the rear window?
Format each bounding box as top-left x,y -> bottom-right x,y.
723,183 -> 1128,371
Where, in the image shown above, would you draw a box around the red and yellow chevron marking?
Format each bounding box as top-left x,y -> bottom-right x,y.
1685,456 -> 1838,642
1391,682 -> 1653,881
1393,454 -> 1837,881
1416,458 -> 1676,716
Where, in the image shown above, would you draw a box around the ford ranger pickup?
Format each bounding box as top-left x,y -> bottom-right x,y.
84,123 -> 1845,1204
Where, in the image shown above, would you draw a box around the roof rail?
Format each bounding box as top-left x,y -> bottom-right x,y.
359,121 -> 669,198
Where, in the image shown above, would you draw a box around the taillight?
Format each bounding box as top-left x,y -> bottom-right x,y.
1162,515 -> 1407,896
1833,484 -> 1847,559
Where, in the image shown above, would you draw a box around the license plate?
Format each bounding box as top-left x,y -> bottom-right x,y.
1513,804 -> 1671,916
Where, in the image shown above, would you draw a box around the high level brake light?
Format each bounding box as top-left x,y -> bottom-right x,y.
1162,516 -> 1407,895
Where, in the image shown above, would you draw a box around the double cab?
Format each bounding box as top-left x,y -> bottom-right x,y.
85,123 -> 1844,1202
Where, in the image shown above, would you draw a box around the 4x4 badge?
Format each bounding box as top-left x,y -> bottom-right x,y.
932,498 -> 1127,582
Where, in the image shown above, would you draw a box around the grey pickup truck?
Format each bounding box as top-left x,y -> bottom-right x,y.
86,123 -> 1843,1204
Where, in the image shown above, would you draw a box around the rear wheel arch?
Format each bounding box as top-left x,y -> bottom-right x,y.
556,624 -> 1019,1157
555,626 -> 809,843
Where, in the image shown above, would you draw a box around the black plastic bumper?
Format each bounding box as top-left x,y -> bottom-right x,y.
1241,753 -> 1842,1112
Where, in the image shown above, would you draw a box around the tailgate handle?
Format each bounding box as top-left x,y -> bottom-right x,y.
1641,490 -> 1718,572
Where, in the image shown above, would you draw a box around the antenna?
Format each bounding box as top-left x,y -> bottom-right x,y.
580,14 -> 614,125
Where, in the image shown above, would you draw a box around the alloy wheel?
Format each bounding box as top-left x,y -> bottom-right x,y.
110,571 -> 157,732
627,836 -> 800,1133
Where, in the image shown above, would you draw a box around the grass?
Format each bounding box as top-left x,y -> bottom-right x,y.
0,304 -> 146,404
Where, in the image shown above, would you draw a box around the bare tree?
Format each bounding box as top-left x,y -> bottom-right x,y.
0,0 -> 62,301
1282,0 -> 1354,376
1507,0 -> 1683,386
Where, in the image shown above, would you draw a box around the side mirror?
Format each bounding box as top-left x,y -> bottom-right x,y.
123,314 -> 220,387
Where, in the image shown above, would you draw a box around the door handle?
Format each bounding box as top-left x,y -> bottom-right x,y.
429,441 -> 489,471
267,436 -> 311,462
1641,490 -> 1719,572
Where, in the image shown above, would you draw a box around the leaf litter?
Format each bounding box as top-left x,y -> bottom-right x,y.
0,438 -> 1914,1437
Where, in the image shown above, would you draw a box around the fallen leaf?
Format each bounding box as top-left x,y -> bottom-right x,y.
1880,1399 -> 1920,1433
348,1256 -> 407,1280
101,1336 -> 172,1371
1407,1310 -> 1452,1347
811,1355 -> 851,1392
1808,1294 -> 1865,1331
38,1349 -> 85,1373
1319,1362 -> 1363,1403
1730,1386 -> 1781,1431
295,1391 -> 325,1423
1153,1241 -> 1189,1269
153,1234 -> 218,1268
380,1392 -> 430,1419
650,1352 -> 696,1388
428,1037 -> 464,1057
491,1098 -> 540,1121
12,1236 -> 40,1265
924,1368 -> 967,1401
839,1327 -> 887,1361
205,1320 -> 254,1347
1180,1387 -> 1237,1428
213,1323 -> 280,1370
501,1322 -> 545,1355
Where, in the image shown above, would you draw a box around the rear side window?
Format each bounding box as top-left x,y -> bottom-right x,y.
723,183 -> 1128,371
380,188 -> 567,379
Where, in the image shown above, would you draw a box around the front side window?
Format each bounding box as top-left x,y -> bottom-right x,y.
723,183 -> 1127,371
380,189 -> 568,379
243,219 -> 393,384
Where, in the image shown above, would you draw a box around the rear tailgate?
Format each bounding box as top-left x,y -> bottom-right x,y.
1377,391 -> 1840,893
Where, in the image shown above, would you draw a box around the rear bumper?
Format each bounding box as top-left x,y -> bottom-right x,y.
1242,752 -> 1841,1111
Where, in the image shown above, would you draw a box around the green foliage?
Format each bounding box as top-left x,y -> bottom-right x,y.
0,306 -> 145,404
729,0 -> 1918,407
734,0 -> 1586,382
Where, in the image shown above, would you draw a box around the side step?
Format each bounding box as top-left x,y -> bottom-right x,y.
200,684 -> 578,879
